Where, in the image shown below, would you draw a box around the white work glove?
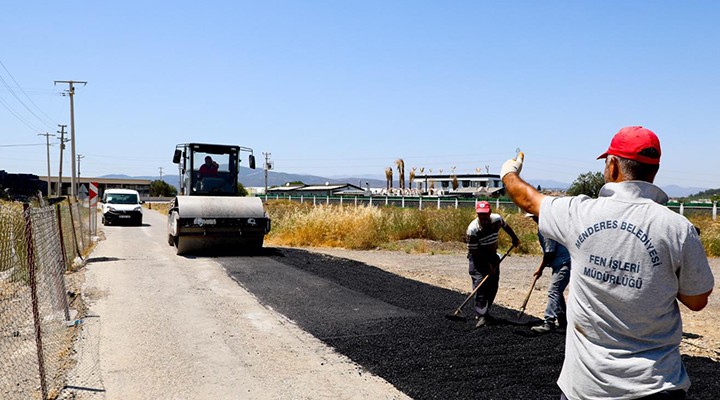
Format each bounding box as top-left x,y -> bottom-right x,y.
500,152 -> 524,178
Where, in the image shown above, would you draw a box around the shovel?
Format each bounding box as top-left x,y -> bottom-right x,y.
445,245 -> 515,322
516,273 -> 539,320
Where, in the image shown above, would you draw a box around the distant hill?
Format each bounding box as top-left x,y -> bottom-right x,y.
100,167 -> 387,190
526,178 -> 570,191
524,179 -> 709,198
661,185 -> 712,199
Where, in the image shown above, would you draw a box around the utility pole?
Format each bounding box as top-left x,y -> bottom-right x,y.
56,124 -> 69,196
54,80 -> 87,197
77,154 -> 85,183
38,132 -> 53,195
262,152 -> 272,198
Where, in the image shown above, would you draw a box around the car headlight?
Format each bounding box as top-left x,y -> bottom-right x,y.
133,206 -> 142,212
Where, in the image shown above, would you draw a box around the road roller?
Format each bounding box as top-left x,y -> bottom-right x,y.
167,143 -> 271,255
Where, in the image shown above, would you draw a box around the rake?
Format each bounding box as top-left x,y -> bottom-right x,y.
445,245 -> 514,322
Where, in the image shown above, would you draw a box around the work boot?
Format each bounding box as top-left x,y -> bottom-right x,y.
530,321 -> 556,334
556,314 -> 567,332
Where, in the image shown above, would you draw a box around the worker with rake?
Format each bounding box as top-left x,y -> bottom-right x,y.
526,212 -> 571,334
466,200 -> 520,328
501,126 -> 714,400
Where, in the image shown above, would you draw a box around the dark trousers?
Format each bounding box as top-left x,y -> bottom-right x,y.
561,389 -> 686,400
468,252 -> 500,317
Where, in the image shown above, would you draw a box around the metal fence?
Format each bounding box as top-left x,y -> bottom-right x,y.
1,198 -> 90,400
265,194 -> 719,219
265,194 -> 517,210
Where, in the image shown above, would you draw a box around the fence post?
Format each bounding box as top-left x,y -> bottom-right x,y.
55,203 -> 71,321
340,196 -> 343,206
326,195 -> 329,205
401,196 -> 405,208
455,198 -> 458,209
87,198 -> 92,245
354,196 -> 357,207
313,196 -> 316,206
679,202 -> 684,215
66,198 -> 83,261
713,201 -> 717,221
23,204 -> 49,400
385,196 -> 388,206
437,197 -> 440,209
419,196 -> 423,210
369,196 -> 372,207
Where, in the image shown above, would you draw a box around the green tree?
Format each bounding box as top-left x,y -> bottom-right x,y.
149,180 -> 178,197
687,188 -> 720,201
237,182 -> 248,196
567,171 -> 604,198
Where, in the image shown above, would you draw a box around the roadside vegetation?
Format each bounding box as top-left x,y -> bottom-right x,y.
265,200 -> 542,255
263,200 -> 720,257
149,180 -> 178,197
141,199 -> 720,256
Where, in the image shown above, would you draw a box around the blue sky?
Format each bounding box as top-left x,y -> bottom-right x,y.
2,1 -> 719,189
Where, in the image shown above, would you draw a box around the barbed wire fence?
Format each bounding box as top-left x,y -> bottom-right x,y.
1,197 -> 93,400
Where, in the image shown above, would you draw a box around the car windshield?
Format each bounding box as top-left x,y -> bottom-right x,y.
106,194 -> 138,204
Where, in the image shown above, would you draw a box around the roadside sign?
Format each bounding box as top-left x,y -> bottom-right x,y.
78,184 -> 88,200
89,182 -> 98,236
89,182 -> 98,205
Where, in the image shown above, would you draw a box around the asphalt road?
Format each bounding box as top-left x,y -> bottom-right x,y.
67,209 -> 409,400
227,250 -> 720,400
65,208 -> 720,400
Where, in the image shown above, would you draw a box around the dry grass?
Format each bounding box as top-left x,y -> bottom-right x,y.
143,199 -> 720,256
144,202 -> 171,215
692,215 -> 720,257
265,200 -> 720,256
264,201 -> 544,254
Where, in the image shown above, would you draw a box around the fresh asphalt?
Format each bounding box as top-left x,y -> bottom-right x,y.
216,247 -> 719,400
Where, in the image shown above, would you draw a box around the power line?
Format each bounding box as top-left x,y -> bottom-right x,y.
0,143 -> 46,147
0,95 -> 43,132
0,59 -> 56,129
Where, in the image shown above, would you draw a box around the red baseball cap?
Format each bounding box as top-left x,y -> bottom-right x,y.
597,126 -> 661,165
475,201 -> 491,214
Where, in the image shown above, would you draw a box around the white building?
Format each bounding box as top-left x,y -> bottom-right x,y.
411,173 -> 504,197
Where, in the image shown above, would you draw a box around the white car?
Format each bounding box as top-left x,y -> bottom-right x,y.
101,189 -> 144,226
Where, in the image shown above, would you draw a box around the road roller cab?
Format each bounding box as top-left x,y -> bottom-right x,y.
167,143 -> 271,255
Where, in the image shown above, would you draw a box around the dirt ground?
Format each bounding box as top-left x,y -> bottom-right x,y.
304,239 -> 720,362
